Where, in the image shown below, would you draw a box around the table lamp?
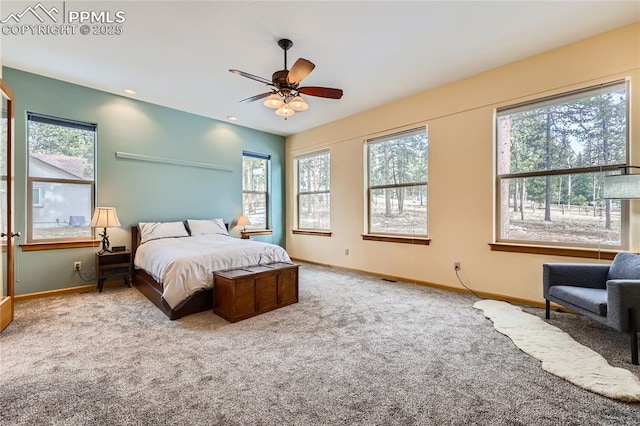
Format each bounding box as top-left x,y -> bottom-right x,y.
237,215 -> 251,234
90,207 -> 121,254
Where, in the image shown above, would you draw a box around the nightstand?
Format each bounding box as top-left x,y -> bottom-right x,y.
96,250 -> 132,292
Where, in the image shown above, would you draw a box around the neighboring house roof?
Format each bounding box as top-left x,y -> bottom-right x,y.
30,153 -> 88,179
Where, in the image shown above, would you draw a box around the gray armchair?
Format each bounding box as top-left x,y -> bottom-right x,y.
543,253 -> 640,365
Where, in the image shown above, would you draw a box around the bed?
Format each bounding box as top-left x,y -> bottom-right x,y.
130,220 -> 292,320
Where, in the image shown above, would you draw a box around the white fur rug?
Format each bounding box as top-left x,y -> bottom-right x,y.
474,299 -> 640,402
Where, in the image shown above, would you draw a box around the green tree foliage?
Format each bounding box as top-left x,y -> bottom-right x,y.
298,153 -> 329,193
502,87 -> 626,228
369,131 -> 427,215
28,121 -> 94,179
242,157 -> 267,192
298,153 -> 330,228
242,157 -> 268,223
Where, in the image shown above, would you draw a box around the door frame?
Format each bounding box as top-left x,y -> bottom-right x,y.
0,78 -> 15,332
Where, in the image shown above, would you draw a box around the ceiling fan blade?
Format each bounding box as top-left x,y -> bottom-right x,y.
298,86 -> 343,99
239,92 -> 272,103
287,58 -> 315,85
229,69 -> 273,86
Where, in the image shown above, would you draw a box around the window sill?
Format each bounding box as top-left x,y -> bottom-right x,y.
489,243 -> 619,260
20,240 -> 101,252
292,230 -> 332,237
362,234 -> 430,245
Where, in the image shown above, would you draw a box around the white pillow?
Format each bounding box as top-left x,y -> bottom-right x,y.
187,218 -> 228,236
138,221 -> 189,244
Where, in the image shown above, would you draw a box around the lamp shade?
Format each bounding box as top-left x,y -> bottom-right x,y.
603,174 -> 640,199
275,105 -> 295,117
289,96 -> 309,111
263,94 -> 284,109
237,215 -> 251,227
89,207 -> 121,228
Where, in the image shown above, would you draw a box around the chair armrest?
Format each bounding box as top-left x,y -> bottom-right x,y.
606,280 -> 640,331
543,263 -> 609,297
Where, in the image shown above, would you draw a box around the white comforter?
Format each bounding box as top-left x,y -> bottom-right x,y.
134,234 -> 291,309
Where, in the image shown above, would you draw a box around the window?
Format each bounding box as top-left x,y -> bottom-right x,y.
32,186 -> 43,208
366,127 -> 428,236
242,152 -> 269,230
496,81 -> 628,248
27,113 -> 96,242
296,150 -> 330,230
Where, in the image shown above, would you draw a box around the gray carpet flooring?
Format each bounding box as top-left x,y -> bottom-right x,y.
1,263 -> 639,425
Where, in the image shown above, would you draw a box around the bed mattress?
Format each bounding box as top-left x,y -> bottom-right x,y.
134,234 -> 291,308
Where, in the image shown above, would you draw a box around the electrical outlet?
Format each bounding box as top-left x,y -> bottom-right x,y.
454,261 -> 461,271
345,249 -> 349,255
74,261 -> 82,271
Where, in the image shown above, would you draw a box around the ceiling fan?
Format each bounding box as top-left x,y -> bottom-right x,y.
229,38 -> 344,118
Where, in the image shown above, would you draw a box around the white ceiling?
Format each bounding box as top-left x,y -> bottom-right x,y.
1,1 -> 639,136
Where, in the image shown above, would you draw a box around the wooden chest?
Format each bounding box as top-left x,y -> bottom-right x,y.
213,262 -> 298,323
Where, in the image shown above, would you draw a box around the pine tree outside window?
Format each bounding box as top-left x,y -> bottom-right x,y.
296,150 -> 330,230
242,152 -> 269,230
495,80 -> 629,248
366,127 -> 428,236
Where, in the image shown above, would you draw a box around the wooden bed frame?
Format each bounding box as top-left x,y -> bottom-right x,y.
131,226 -> 213,320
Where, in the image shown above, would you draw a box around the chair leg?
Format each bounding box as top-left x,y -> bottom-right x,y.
630,308 -> 638,366
545,300 -> 550,319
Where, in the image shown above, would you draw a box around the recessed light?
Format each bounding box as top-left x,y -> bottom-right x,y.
227,116 -> 238,121
123,88 -> 136,95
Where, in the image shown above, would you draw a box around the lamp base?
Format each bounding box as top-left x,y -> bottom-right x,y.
97,228 -> 111,255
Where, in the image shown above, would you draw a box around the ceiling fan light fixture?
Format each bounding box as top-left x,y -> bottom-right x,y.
275,105 -> 296,117
289,96 -> 309,111
230,38 -> 343,120
263,94 -> 284,109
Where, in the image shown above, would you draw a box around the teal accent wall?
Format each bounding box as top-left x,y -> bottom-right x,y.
3,67 -> 286,295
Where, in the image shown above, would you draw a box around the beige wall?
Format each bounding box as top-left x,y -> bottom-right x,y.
285,23 -> 640,304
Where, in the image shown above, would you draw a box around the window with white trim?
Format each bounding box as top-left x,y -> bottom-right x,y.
366,127 -> 428,236
496,80 -> 628,248
242,152 -> 269,230
296,150 -> 330,230
27,113 -> 96,242
32,186 -> 44,208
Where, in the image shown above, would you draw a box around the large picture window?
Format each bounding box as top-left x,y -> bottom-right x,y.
297,150 -> 330,230
496,81 -> 628,248
366,127 -> 428,236
27,113 -> 96,242
242,152 -> 269,230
